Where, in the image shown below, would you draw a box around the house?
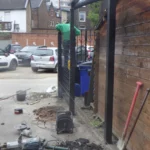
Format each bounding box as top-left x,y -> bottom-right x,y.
46,0 -> 71,9
31,0 -> 60,29
94,0 -> 150,150
74,6 -> 93,30
0,0 -> 31,32
60,7 -> 70,23
12,0 -> 61,47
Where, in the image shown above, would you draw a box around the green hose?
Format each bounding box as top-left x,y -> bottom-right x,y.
45,145 -> 69,150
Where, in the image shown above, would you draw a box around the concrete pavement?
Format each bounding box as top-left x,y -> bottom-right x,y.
0,66 -> 113,150
0,67 -> 57,98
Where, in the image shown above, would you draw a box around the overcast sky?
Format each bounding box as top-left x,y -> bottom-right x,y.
47,0 -> 71,7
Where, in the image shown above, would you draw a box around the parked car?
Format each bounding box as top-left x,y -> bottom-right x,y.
31,47 -> 58,73
87,46 -> 94,60
15,46 -> 46,66
5,44 -> 22,54
0,49 -> 18,70
75,46 -> 88,62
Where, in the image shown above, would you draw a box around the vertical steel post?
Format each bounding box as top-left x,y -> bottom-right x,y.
90,30 -> 91,47
58,32 -> 62,98
84,29 -> 87,61
104,0 -> 117,144
76,36 -> 78,62
81,30 -> 83,61
69,2 -> 75,115
94,31 -> 96,46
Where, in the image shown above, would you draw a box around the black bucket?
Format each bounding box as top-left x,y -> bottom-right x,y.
16,91 -> 26,101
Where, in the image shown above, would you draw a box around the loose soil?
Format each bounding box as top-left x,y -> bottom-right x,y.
33,106 -> 64,122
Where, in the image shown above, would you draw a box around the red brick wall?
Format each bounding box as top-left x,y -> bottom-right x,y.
95,0 -> 150,150
12,33 -> 58,47
12,31 -> 95,48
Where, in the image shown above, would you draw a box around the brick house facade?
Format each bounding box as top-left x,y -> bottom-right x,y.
31,0 -> 60,30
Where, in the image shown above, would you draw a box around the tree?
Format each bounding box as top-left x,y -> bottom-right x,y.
87,1 -> 101,27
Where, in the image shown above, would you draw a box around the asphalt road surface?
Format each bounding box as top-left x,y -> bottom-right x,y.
0,66 -> 57,98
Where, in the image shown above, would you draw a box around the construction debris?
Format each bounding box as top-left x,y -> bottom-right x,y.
14,108 -> 23,114
14,122 -> 32,137
27,92 -> 51,101
59,138 -> 103,150
46,86 -> 57,93
33,106 -> 64,122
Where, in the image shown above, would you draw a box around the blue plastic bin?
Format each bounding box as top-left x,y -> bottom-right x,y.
75,83 -> 81,96
79,65 -> 91,95
75,61 -> 92,97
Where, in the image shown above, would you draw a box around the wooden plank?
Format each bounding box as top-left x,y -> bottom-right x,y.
126,66 -> 140,77
98,101 -> 105,119
123,35 -> 150,46
115,55 -> 143,68
128,130 -> 144,150
115,55 -> 126,64
143,134 -> 150,150
140,68 -> 150,81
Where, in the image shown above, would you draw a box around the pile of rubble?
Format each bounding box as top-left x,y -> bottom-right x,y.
33,106 -> 64,121
59,138 -> 104,150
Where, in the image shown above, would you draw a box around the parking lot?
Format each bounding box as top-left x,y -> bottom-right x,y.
0,67 -> 57,98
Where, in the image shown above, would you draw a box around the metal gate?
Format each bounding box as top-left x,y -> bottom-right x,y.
58,32 -> 70,105
76,29 -> 95,63
58,29 -> 95,114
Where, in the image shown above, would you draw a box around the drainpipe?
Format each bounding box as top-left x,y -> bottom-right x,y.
104,0 -> 117,144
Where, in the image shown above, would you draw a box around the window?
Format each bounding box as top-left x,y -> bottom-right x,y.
14,24 -> 20,32
55,49 -> 58,55
4,11 -> 10,21
0,49 -> 4,56
49,21 -> 55,27
56,12 -> 60,17
12,45 -> 22,52
51,11 -> 54,16
79,11 -> 86,22
79,25 -> 86,29
4,23 -> 11,30
20,46 -> 37,53
33,49 -> 53,56
32,20 -> 35,28
4,44 -> 11,52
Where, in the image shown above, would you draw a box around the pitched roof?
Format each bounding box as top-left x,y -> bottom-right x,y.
49,2 -> 58,11
31,0 -> 43,9
0,0 -> 28,10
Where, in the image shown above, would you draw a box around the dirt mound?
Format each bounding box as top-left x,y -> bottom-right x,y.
59,138 -> 103,150
33,106 -> 64,121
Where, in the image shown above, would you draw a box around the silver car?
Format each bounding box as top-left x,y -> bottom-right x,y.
30,47 -> 58,72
